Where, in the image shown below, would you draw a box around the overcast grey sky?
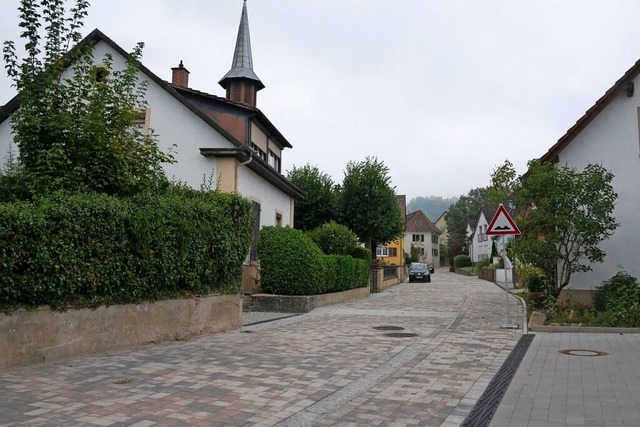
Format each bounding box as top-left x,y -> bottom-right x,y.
2,0 -> 640,200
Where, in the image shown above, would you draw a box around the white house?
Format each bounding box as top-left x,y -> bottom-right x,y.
469,207 -> 495,264
539,59 -> 640,292
0,3 -> 302,292
404,210 -> 442,266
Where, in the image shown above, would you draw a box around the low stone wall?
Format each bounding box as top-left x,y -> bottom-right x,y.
246,286 -> 370,313
0,295 -> 242,370
372,266 -> 406,293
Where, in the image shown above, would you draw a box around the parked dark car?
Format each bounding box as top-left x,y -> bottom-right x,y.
408,263 -> 431,283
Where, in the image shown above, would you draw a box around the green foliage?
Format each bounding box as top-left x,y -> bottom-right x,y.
258,226 -> 369,295
489,159 -> 517,205
3,0 -> 174,197
591,271 -> 640,326
520,265 -> 548,293
511,160 -> 618,297
0,145 -> 31,203
338,157 -> 404,252
409,243 -> 421,263
307,222 -> 358,255
349,246 -> 372,264
446,187 -> 490,262
454,255 -> 471,268
476,258 -> 491,271
258,226 -> 327,295
0,188 -> 254,310
325,255 -> 369,293
287,164 -> 338,231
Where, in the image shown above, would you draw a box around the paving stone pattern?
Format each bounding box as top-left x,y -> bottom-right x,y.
0,271 -> 521,426
491,332 -> 640,427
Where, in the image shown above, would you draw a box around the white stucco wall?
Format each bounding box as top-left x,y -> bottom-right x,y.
554,76 -> 640,291
238,165 -> 292,228
471,213 -> 492,263
0,118 -> 14,168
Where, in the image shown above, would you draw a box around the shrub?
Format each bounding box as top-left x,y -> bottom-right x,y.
591,271 -> 640,326
323,256 -> 339,292
476,259 -> 491,271
521,266 -> 548,293
0,188 -> 254,311
331,255 -> 369,292
258,226 -> 327,295
349,246 -> 372,264
454,255 -> 471,268
307,221 -> 358,255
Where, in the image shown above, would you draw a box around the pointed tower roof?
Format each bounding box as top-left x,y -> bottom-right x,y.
219,0 -> 264,91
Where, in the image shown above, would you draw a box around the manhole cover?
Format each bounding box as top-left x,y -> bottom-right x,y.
559,349 -> 609,357
373,326 -> 405,331
385,332 -> 418,338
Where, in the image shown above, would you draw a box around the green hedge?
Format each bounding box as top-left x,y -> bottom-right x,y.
0,188 -> 253,310
454,255 -> 471,268
258,226 -> 327,295
258,226 -> 369,295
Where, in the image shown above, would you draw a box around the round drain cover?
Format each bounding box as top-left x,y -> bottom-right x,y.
385,332 -> 418,338
559,349 -> 609,357
373,326 -> 405,331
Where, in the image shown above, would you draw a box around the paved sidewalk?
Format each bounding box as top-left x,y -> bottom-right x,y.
491,332 -> 640,427
0,271 -> 521,426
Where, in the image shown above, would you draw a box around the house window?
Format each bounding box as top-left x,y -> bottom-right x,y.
432,235 -> 438,244
91,64 -> 109,83
376,247 -> 389,257
420,247 -> 425,255
268,150 -> 280,172
133,109 -> 150,135
388,247 -> 398,257
432,249 -> 439,257
250,142 -> 267,162
275,211 -> 282,227
413,234 -> 424,242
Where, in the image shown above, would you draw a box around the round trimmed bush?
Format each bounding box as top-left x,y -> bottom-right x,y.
258,226 -> 327,295
454,255 -> 471,268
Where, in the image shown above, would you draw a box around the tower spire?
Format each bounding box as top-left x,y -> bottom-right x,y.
219,0 -> 264,106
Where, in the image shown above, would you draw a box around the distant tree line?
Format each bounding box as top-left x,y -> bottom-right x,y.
406,196 -> 458,222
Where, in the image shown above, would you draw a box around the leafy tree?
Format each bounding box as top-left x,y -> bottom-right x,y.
446,187 -> 490,263
3,0 -> 173,196
338,156 -> 404,254
307,221 -> 358,255
489,159 -> 517,205
286,164 -> 338,230
509,160 -> 618,298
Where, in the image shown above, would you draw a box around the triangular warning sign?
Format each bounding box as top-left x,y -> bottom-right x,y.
486,204 -> 521,235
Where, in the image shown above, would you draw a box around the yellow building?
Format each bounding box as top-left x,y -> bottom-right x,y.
434,211 -> 449,246
376,195 -> 406,265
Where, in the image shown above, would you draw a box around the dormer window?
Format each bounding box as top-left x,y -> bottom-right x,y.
268,149 -> 280,172
250,142 -> 267,162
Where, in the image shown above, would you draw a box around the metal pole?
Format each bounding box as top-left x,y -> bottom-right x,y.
500,251 -> 518,329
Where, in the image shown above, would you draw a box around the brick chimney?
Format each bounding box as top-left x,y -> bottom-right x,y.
171,60 -> 189,88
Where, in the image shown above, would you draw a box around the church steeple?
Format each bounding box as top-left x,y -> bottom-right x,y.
219,0 -> 264,107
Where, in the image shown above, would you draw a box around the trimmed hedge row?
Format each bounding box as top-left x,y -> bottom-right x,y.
0,188 -> 254,310
258,226 -> 370,296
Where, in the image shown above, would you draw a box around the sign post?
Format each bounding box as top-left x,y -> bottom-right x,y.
485,204 -> 521,330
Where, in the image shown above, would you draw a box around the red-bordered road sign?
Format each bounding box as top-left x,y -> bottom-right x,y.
486,204 -> 521,235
